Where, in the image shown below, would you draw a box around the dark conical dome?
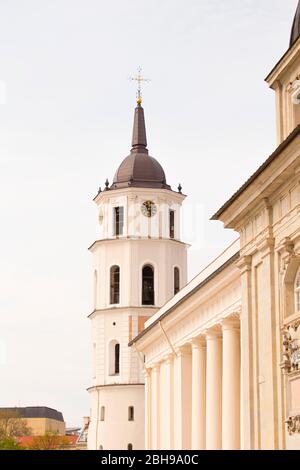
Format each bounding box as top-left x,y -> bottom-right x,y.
111,103 -> 171,191
290,1 -> 300,47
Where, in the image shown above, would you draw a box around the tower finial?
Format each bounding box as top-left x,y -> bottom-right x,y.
130,67 -> 150,106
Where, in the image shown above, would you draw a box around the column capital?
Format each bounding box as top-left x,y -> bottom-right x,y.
204,325 -> 222,340
175,343 -> 191,357
190,336 -> 206,349
152,363 -> 161,373
220,315 -> 240,332
163,352 -> 175,364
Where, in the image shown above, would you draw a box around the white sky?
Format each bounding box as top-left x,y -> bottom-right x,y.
0,0 -> 298,427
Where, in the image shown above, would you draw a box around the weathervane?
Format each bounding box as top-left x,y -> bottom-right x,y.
130,67 -> 150,105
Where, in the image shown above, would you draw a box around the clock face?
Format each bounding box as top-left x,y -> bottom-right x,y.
141,200 -> 157,218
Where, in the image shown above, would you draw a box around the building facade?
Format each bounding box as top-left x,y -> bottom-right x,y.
130,3 -> 300,451
0,407 -> 66,436
87,100 -> 188,450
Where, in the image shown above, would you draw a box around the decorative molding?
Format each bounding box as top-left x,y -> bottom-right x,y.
287,76 -> 300,93
278,237 -> 294,254
281,321 -> 300,374
236,255 -> 252,274
279,238 -> 296,275
286,415 -> 300,435
257,236 -> 275,258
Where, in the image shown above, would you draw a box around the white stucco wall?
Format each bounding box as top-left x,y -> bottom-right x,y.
88,385 -> 145,450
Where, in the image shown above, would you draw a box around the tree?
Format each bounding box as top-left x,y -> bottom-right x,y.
28,432 -> 70,450
0,410 -> 31,440
0,437 -> 23,450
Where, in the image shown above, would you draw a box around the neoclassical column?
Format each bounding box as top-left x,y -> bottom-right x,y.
221,316 -> 241,450
236,255 -> 254,449
191,337 -> 206,450
205,326 -> 222,450
151,364 -> 160,450
159,354 -> 174,450
174,345 -> 192,450
144,368 -> 152,450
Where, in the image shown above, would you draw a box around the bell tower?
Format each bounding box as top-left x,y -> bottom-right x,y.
87,97 -> 188,450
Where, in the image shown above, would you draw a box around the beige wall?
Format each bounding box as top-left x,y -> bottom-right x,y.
235,191 -> 300,450
217,41 -> 300,447
26,418 -> 65,436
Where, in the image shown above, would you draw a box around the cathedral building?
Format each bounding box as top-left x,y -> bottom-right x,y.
88,2 -> 300,450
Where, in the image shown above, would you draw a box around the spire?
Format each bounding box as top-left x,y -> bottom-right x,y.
290,0 -> 300,47
130,67 -> 150,153
131,103 -> 148,154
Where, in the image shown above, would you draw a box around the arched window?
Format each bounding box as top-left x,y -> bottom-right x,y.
174,267 -> 180,295
142,265 -> 154,305
110,266 -> 120,304
100,406 -> 105,421
295,269 -> 300,312
109,340 -> 120,376
127,443 -> 133,450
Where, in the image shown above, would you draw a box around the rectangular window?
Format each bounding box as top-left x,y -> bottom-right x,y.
110,266 -> 120,305
114,207 -> 124,236
169,210 -> 175,239
115,343 -> 120,375
100,406 -> 105,421
174,267 -> 180,295
128,406 -> 134,421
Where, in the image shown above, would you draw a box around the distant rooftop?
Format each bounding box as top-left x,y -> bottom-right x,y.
0,406 -> 64,422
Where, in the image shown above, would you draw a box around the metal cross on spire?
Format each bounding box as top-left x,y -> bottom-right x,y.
130,67 -> 150,106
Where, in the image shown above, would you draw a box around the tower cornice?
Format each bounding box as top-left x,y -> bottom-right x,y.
87,383 -> 145,393
93,186 -> 186,204
88,237 -> 190,252
88,305 -> 158,319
